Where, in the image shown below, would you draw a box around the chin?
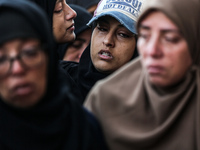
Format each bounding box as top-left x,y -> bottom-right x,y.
96,68 -> 113,74
150,78 -> 171,88
66,33 -> 76,42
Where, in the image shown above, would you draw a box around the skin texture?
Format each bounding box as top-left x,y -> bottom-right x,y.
0,39 -> 48,108
138,11 -> 192,88
91,16 -> 136,74
53,0 -> 77,43
63,28 -> 92,62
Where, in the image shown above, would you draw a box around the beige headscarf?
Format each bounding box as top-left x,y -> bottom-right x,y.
84,0 -> 200,149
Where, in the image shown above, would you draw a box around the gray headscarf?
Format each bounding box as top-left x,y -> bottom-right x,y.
84,0 -> 200,149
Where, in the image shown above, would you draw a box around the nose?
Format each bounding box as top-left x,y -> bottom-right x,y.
145,36 -> 163,58
103,32 -> 115,48
64,4 -> 77,20
10,59 -> 26,75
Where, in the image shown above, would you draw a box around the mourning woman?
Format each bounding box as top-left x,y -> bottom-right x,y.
60,0 -> 145,103
84,0 -> 200,149
0,0 -> 108,149
58,4 -> 92,62
29,0 -> 77,44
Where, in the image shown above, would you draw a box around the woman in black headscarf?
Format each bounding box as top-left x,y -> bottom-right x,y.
0,0 -> 108,149
29,0 -> 77,44
58,4 -> 92,62
29,0 -> 83,100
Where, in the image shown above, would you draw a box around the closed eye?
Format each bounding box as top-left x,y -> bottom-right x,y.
97,26 -> 108,32
118,33 -> 130,38
22,49 -> 39,58
54,9 -> 63,13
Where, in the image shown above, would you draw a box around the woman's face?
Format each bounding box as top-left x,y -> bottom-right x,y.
91,16 -> 136,74
0,39 -> 48,108
53,0 -> 77,43
63,28 -> 92,62
138,11 -> 192,87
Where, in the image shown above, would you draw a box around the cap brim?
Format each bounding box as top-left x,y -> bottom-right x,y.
87,11 -> 137,34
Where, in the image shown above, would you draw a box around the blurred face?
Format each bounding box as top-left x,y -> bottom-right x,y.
53,0 -> 77,43
138,11 -> 192,87
63,28 -> 92,62
91,16 -> 136,74
0,39 -> 48,108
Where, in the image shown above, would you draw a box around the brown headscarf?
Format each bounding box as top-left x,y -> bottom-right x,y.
84,0 -> 200,149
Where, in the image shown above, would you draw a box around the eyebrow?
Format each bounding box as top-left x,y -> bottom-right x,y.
139,25 -> 180,34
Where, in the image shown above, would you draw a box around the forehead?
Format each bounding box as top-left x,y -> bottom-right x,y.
140,11 -> 178,30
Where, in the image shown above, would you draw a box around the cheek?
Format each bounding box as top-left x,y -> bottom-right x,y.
33,65 -> 47,97
172,49 -> 192,76
118,42 -> 136,61
53,17 -> 64,33
91,35 -> 100,55
137,38 -> 145,56
0,81 -> 8,98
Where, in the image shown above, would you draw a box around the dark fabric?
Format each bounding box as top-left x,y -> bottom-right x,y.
57,4 -> 92,60
0,0 -> 108,150
66,0 -> 100,9
0,10 -> 39,45
28,0 -> 56,28
70,4 -> 92,36
60,44 -> 108,103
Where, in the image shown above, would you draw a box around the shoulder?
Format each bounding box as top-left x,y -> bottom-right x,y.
84,57 -> 143,116
59,60 -> 79,78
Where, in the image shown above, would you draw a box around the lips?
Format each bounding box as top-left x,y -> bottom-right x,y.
11,83 -> 34,97
66,23 -> 75,31
98,50 -> 113,60
147,65 -> 164,74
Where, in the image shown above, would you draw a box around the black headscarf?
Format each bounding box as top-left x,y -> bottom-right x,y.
0,0 -> 108,149
57,4 -> 92,60
28,0 -> 56,28
66,0 -> 100,10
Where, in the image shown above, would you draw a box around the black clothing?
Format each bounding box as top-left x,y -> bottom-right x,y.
28,0 -> 56,28
60,45 -> 108,103
0,0 -> 108,150
66,0 -> 99,10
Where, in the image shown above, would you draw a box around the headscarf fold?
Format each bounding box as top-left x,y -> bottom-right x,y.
84,0 -> 200,149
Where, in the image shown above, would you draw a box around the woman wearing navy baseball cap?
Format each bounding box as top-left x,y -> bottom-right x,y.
60,0 -> 146,103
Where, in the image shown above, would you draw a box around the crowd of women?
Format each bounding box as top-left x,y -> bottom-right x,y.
0,0 -> 199,149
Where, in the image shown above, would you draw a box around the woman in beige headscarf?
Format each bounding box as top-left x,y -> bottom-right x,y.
84,0 -> 200,149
